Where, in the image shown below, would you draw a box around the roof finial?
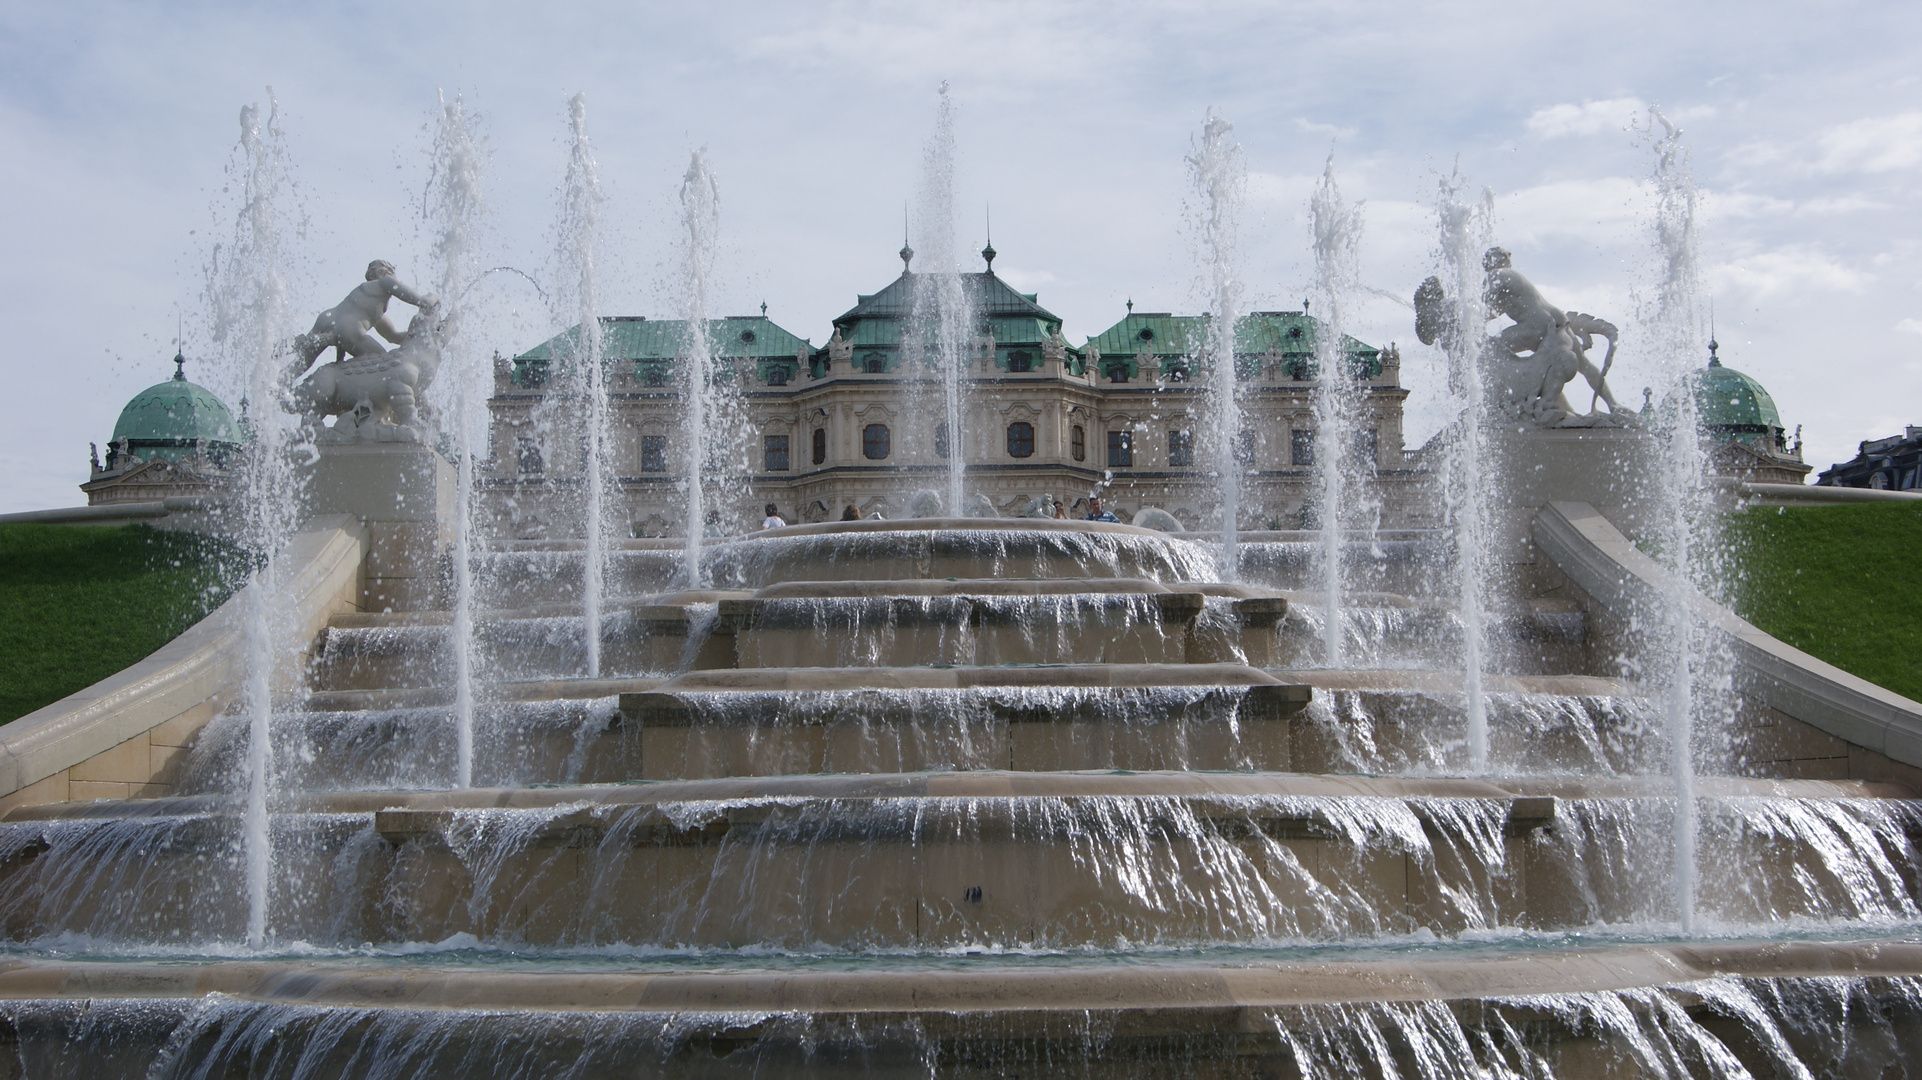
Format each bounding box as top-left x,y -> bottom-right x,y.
1708,297 -> 1720,366
1126,297 -> 1134,314
174,312 -> 186,381
899,205 -> 914,273
981,204 -> 996,272
760,300 -> 768,318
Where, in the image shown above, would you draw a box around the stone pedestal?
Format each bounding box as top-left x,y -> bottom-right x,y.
1485,425 -> 1658,596
301,442 -> 455,612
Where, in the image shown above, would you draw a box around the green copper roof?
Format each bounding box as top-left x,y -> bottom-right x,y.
518,316 -> 812,363
1083,311 -> 1379,362
111,359 -> 241,459
832,271 -> 1060,328
1690,356 -> 1783,433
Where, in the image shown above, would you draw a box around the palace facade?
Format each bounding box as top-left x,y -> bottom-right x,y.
481,249 -> 1431,538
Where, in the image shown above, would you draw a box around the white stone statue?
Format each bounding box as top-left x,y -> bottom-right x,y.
1415,248 -> 1632,427
293,306 -> 458,444
286,260 -> 440,385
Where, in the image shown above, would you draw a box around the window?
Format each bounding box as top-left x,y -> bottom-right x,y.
764,434 -> 790,472
1071,425 -> 1086,462
863,423 -> 891,460
640,364 -> 668,387
1007,422 -> 1034,458
765,366 -> 789,387
516,437 -> 544,474
935,422 -> 951,459
641,435 -> 668,473
1105,361 -> 1130,384
1291,429 -> 1315,466
1234,429 -> 1256,466
864,352 -> 889,374
812,427 -> 827,465
1353,429 -> 1379,470
1006,350 -> 1033,373
1107,430 -> 1133,468
1168,429 -> 1193,468
1164,362 -> 1188,383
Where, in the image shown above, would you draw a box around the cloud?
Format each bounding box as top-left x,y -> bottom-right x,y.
1294,117 -> 1357,140
1525,98 -> 1643,138
1496,177 -> 1646,245
1816,112 -> 1922,174
1898,318 -> 1922,337
1713,246 -> 1871,299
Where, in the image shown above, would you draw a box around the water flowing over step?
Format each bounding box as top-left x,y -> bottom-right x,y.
3,775 -> 1915,951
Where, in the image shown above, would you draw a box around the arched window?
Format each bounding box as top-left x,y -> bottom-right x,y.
1071,425 -> 1086,462
812,427 -> 827,465
935,422 -> 951,459
1007,422 -> 1034,458
863,424 -> 891,460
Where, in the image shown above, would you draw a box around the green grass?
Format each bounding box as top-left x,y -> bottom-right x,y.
0,524 -> 253,723
1724,502 -> 1922,703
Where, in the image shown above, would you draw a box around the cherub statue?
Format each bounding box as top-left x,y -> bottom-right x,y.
1415,248 -> 1632,427
286,260 -> 439,385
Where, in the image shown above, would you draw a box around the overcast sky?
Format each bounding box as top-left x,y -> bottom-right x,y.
3,0 -> 1917,512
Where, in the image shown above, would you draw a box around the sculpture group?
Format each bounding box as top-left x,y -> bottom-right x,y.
1416,248 -> 1634,427
286,260 -> 451,444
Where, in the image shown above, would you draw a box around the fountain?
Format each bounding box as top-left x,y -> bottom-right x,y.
1187,110 -> 1245,577
5,94 -> 1922,1077
1308,154 -> 1372,667
677,148 -> 723,584
910,83 -> 973,516
554,93 -> 609,674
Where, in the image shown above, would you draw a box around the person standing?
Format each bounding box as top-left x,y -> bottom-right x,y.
1084,497 -> 1119,523
762,503 -> 787,530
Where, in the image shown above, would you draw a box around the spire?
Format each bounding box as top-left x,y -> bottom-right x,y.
760,300 -> 768,318
173,351 -> 186,381
1126,298 -> 1134,314
173,312 -> 186,380
899,205 -> 914,273
981,204 -> 996,272
1708,297 -> 1721,366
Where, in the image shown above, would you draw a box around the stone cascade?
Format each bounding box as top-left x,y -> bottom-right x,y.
3,518 -> 1922,1075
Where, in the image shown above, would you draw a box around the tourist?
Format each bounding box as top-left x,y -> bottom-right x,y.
841,505 -> 860,521
761,503 -> 786,530
1052,499 -> 1066,519
1084,497 -> 1119,523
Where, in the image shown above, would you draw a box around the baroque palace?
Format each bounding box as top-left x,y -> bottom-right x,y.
482,244 -> 1422,539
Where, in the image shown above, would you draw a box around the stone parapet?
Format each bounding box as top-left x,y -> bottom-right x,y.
0,515 -> 367,811
1532,499 -> 1922,781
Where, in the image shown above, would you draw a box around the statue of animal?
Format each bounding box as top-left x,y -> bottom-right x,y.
293,307 -> 456,444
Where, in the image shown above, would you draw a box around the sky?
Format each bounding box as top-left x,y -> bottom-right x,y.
2,0 -> 1918,513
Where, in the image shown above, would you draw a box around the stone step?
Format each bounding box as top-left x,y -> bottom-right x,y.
4,942 -> 1918,1076
2,775 -> 1911,952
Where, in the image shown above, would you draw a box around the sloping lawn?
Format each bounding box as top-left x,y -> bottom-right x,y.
0,524 -> 252,723
1725,501 -> 1922,703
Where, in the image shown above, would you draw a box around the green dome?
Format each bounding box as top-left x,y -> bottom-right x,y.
111,356 -> 242,461
1689,352 -> 1782,434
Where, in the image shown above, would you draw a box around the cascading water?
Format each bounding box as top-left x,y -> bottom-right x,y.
203,93 -> 303,950
1308,155 -> 1371,667
1432,168 -> 1495,773
1187,111 -> 1245,579
677,149 -> 722,584
553,93 -> 608,675
1639,107 -> 1725,932
422,91 -> 485,788
910,83 -> 973,515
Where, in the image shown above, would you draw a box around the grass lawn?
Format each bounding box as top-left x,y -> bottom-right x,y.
1725,501 -> 1922,703
0,524 -> 252,723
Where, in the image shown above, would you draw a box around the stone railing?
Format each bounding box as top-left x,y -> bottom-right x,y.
0,515 -> 367,810
1533,500 -> 1922,774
